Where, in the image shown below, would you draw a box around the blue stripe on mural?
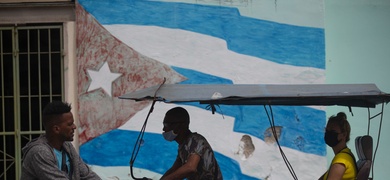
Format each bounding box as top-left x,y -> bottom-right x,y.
78,0 -> 325,69
172,66 -> 326,156
80,129 -> 259,179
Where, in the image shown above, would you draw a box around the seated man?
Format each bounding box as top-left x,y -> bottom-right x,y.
161,107 -> 223,180
21,101 -> 101,180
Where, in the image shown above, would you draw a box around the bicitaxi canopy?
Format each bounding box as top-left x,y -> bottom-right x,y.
119,83 -> 390,108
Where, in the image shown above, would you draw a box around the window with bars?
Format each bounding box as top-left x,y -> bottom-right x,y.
0,25 -> 64,180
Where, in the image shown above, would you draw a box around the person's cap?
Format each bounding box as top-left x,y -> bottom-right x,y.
163,107 -> 190,125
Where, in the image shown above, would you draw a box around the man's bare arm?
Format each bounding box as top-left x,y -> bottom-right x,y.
161,154 -> 200,180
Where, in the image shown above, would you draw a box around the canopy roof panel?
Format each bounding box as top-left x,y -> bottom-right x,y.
119,83 -> 390,108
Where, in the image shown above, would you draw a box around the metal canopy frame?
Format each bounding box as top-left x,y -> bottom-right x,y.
119,83 -> 390,108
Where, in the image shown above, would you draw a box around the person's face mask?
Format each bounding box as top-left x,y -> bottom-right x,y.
162,130 -> 177,141
324,130 -> 340,147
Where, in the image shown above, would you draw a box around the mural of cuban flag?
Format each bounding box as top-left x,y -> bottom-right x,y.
76,0 -> 327,179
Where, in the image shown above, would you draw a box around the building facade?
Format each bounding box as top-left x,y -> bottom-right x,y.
0,1 -> 77,179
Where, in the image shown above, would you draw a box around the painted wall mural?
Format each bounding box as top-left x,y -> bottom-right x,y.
76,0 -> 326,179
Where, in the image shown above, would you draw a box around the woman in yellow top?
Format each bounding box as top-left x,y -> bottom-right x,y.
319,112 -> 357,180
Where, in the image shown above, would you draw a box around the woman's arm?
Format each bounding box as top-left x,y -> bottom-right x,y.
326,163 -> 346,180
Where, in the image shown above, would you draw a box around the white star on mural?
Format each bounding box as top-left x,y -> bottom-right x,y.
87,62 -> 122,97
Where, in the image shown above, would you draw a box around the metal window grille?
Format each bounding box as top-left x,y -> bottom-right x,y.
0,25 -> 64,180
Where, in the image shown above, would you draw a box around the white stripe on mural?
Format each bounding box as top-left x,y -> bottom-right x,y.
104,25 -> 325,84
